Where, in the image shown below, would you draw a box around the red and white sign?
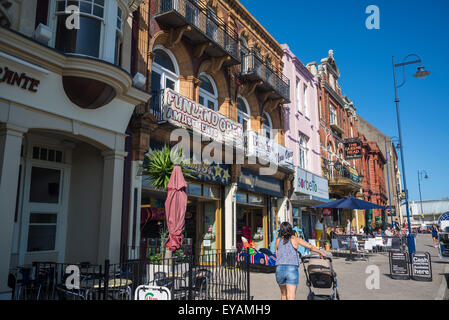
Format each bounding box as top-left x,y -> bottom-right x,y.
322,208 -> 332,216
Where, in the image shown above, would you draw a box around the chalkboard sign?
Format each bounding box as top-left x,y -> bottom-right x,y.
411,252 -> 432,281
389,251 -> 409,280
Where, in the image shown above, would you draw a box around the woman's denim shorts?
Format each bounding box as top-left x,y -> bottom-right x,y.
275,265 -> 299,286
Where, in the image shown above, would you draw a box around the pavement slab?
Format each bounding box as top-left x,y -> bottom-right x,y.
251,234 -> 449,300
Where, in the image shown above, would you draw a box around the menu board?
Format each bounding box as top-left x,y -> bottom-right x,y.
389,252 -> 409,280
411,252 -> 432,281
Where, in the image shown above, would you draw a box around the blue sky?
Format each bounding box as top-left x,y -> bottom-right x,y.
240,0 -> 449,202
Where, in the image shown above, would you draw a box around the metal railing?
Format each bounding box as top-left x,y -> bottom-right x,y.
240,49 -> 290,101
149,89 -> 165,121
156,0 -> 239,61
10,250 -> 250,300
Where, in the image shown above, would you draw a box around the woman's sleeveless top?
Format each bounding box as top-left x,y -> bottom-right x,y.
276,238 -> 300,266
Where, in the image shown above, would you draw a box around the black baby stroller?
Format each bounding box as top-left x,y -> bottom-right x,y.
301,255 -> 339,300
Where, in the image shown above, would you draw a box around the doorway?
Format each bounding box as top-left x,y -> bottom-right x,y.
16,157 -> 70,266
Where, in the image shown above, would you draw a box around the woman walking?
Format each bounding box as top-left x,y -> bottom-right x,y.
275,222 -> 326,300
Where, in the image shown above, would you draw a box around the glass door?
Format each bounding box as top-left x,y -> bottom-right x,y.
19,163 -> 68,265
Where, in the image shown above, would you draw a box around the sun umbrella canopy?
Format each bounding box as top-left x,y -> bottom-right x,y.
164,166 -> 188,252
313,196 -> 386,210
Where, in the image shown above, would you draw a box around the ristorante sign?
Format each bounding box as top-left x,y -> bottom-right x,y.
162,88 -> 243,147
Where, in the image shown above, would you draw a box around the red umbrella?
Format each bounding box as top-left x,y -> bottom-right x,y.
164,166 -> 187,252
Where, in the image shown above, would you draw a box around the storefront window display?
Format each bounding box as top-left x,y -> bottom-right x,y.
236,191 -> 266,250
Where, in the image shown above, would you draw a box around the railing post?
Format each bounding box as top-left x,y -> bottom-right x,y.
104,259 -> 110,300
246,247 -> 250,300
188,254 -> 193,300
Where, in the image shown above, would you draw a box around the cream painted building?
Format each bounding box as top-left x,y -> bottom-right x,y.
0,0 -> 149,297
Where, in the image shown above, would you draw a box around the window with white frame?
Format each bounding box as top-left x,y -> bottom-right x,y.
151,47 -> 179,113
199,74 -> 218,111
330,104 -> 337,125
114,5 -> 123,66
299,133 -> 309,169
237,97 -> 250,133
54,0 -> 124,64
263,113 -> 273,140
296,79 -> 301,113
303,83 -> 308,117
55,0 -> 105,58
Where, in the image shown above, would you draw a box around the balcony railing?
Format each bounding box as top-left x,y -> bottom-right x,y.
240,50 -> 290,101
155,0 -> 239,64
331,165 -> 360,183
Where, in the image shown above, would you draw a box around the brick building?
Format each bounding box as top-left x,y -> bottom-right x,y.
127,0 -> 293,257
307,50 -> 363,230
358,115 -> 402,229
358,134 -> 388,229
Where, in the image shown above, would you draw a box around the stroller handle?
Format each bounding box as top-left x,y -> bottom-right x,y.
300,254 -> 332,263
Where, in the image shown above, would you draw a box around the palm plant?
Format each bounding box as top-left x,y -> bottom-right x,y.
142,145 -> 194,190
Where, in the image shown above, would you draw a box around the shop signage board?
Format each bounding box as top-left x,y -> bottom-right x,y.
344,138 -> 363,159
238,168 -> 284,198
246,130 -> 294,170
187,162 -> 231,185
135,285 -> 171,300
411,252 -> 432,281
162,88 -> 243,147
389,251 -> 410,280
322,208 -> 332,217
295,167 -> 329,200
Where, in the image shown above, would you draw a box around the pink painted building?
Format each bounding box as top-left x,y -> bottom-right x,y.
282,44 -> 321,176
282,44 -> 329,238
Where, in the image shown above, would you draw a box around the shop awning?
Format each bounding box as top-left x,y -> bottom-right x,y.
291,194 -> 331,207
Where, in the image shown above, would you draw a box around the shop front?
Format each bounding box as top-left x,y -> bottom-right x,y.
291,167 -> 329,240
139,141 -> 232,259
235,168 -> 285,250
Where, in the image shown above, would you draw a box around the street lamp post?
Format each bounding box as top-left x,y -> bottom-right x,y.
417,170 -> 428,226
392,54 -> 430,257
385,136 -> 394,227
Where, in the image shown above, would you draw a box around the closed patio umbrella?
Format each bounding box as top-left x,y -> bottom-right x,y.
165,166 -> 188,252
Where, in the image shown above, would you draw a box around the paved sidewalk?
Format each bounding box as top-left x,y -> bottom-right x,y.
251,234 -> 449,300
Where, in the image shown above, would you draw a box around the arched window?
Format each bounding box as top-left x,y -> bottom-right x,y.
240,37 -> 249,73
262,112 -> 273,140
237,96 -> 250,132
151,47 -> 179,92
199,74 -> 218,111
151,46 -> 179,115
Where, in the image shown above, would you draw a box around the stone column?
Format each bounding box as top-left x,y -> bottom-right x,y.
277,197 -> 290,224
0,124 -> 26,295
98,150 -> 127,264
224,183 -> 238,251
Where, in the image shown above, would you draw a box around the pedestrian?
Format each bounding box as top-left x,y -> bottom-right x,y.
330,227 -> 338,239
346,219 -> 352,235
431,224 -> 439,248
384,227 -> 393,236
275,222 -> 326,300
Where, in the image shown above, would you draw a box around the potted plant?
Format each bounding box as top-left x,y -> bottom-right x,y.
142,145 -> 194,190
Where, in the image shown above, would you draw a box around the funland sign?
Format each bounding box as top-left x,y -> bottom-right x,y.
163,88 -> 243,147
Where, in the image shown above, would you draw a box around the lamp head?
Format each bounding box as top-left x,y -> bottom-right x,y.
413,66 -> 430,79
